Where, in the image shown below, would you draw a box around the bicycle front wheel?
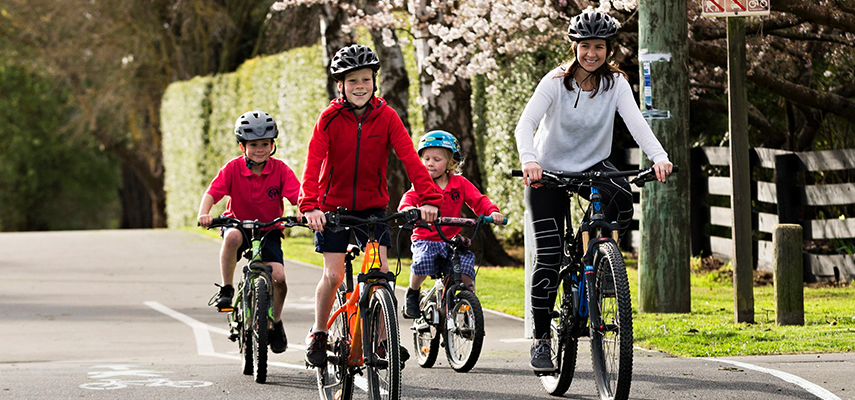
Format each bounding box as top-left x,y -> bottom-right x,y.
251,276 -> 270,384
317,285 -> 354,400
589,242 -> 633,400
232,288 -> 254,376
538,271 -> 578,396
365,287 -> 401,400
443,290 -> 484,372
412,290 -> 439,368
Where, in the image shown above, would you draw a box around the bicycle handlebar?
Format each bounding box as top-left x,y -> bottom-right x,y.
510,165 -> 679,188
207,215 -> 308,230
324,208 -> 422,230
431,215 -> 508,248
434,215 -> 508,228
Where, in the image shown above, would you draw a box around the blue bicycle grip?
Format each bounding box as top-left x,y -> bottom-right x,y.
483,216 -> 509,225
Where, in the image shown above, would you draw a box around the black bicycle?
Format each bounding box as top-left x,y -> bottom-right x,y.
206,216 -> 306,384
512,166 -> 677,399
410,215 -> 506,373
313,208 -> 421,400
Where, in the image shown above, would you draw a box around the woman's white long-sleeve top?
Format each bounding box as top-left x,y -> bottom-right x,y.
514,66 -> 669,172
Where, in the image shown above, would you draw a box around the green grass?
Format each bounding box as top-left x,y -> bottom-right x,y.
193,227 -> 855,357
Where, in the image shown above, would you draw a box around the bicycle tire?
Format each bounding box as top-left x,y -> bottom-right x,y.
538,272 -> 579,395
252,276 -> 269,384
443,290 -> 484,372
236,287 -> 254,376
589,242 -> 633,400
413,290 -> 440,368
317,286 -> 354,400
365,287 -> 401,400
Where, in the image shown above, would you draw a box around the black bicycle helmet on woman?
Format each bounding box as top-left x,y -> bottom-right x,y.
567,10 -> 618,41
329,44 -> 381,81
234,110 -> 278,143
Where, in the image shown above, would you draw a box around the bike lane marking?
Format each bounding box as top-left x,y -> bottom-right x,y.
699,357 -> 841,400
144,301 -> 372,392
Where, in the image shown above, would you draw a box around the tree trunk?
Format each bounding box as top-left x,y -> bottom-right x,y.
409,0 -> 516,266
637,0 -> 692,313
120,165 -> 153,229
320,4 -> 354,100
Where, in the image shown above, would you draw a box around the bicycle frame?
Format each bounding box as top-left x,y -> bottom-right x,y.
327,241 -> 389,366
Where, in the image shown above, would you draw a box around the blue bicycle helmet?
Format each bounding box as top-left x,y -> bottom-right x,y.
417,130 -> 461,161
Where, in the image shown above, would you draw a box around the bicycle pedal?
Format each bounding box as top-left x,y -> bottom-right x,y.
534,368 -> 559,376
217,307 -> 234,313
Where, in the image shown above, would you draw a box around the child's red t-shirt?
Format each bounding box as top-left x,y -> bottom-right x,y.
399,174 -> 499,242
206,156 -> 300,229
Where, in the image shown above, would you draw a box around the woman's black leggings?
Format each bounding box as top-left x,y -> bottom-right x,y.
526,160 -> 633,339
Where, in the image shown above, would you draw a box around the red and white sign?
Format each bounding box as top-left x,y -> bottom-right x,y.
702,0 -> 770,17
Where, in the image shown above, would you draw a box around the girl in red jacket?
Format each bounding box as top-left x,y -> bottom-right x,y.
398,130 -> 504,319
299,44 -> 441,367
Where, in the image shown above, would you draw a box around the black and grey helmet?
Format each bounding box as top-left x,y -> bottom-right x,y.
234,110 -> 278,143
330,44 -> 381,81
567,11 -> 618,41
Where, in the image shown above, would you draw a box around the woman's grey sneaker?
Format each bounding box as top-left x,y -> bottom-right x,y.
269,320 -> 288,354
530,340 -> 555,371
403,288 -> 420,319
305,330 -> 328,367
207,284 -> 234,312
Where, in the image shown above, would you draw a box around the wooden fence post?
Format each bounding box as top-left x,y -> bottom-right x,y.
690,147 -> 710,257
774,224 -> 805,326
775,153 -> 801,224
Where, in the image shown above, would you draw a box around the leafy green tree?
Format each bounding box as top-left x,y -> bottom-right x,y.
0,63 -> 120,231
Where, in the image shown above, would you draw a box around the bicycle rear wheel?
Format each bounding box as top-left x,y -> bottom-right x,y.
589,242 -> 633,400
251,276 -> 269,384
443,290 -> 484,372
538,272 -> 578,395
317,286 -> 354,400
365,287 -> 401,400
412,290 -> 440,368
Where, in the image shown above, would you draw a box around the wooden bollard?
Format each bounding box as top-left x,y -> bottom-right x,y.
774,224 -> 804,326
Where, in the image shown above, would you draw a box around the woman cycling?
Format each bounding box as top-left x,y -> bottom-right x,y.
514,10 -> 673,371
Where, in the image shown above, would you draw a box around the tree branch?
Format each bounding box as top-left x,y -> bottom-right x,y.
775,0 -> 855,33
689,40 -> 855,124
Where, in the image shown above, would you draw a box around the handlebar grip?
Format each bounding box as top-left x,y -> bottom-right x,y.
511,170 -> 523,177
672,165 -> 680,173
482,216 -> 509,225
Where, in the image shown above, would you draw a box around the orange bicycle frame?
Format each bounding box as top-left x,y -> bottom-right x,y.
326,241 -> 384,366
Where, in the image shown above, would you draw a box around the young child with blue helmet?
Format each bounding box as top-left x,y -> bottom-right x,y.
398,130 -> 504,319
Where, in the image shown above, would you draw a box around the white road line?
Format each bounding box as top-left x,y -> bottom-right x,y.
144,301 -> 369,389
700,357 -> 842,400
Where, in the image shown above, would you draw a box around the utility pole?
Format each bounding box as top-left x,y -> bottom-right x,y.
637,0 -> 692,313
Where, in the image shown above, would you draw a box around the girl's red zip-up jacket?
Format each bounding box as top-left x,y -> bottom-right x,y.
299,97 -> 442,213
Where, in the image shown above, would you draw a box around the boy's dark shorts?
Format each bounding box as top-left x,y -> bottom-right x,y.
314,208 -> 392,253
221,227 -> 284,264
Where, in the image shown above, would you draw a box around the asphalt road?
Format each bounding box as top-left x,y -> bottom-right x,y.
0,229 -> 852,399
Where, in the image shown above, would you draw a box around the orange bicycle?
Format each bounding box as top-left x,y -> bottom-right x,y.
314,208 -> 421,400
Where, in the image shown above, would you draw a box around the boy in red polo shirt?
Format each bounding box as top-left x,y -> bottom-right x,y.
299,44 -> 442,367
198,110 -> 300,354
